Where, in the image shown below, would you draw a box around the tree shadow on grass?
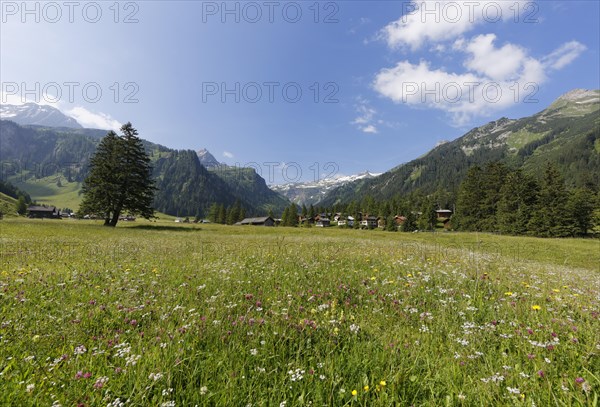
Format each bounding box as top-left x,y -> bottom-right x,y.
127,224 -> 203,232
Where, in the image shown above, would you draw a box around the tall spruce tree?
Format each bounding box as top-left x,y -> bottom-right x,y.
79,123 -> 156,227
497,169 -> 538,235
454,166 -> 484,231
528,163 -> 569,237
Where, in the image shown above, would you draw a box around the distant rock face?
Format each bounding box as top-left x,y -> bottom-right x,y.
196,148 -> 222,168
0,103 -> 82,128
557,88 -> 600,103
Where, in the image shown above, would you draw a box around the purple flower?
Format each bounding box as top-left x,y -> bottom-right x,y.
575,377 -> 585,384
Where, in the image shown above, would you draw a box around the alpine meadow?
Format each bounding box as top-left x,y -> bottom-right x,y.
1,1 -> 599,406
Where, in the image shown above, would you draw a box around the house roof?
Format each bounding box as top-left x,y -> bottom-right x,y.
239,216 -> 273,224
436,209 -> 453,213
27,205 -> 56,212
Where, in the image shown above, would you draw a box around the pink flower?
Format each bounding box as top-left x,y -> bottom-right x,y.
575,377 -> 585,384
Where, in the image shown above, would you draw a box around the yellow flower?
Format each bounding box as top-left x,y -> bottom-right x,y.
363,385 -> 369,392
352,389 -> 357,396
531,305 -> 541,311
505,292 -> 513,296
379,380 -> 386,387
552,289 -> 560,293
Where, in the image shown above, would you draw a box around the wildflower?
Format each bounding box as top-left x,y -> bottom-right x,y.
26,383 -> 35,393
537,370 -> 545,378
506,387 -> 520,394
250,349 -> 258,356
149,372 -> 164,381
531,305 -> 541,311
575,377 -> 585,384
364,385 -> 369,391
458,393 -> 466,400
504,292 -> 513,296
93,376 -> 108,389
74,345 -> 87,355
379,380 -> 386,387
200,386 -> 208,395
351,389 -> 357,396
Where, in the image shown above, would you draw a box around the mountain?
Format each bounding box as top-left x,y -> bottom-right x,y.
0,120 -> 290,216
318,89 -> 600,206
210,165 -> 291,212
0,103 -> 82,129
196,148 -> 222,168
271,171 -> 381,206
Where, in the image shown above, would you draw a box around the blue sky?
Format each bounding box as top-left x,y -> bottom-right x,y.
1,1 -> 598,183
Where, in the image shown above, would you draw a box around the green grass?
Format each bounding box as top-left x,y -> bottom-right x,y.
9,175 -> 83,209
0,192 -> 18,218
0,220 -> 598,406
505,129 -> 550,151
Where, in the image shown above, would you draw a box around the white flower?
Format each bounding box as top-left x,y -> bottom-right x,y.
74,345 -> 87,355
200,386 -> 208,395
149,372 -> 164,381
506,387 -> 520,394
250,349 -> 258,356
26,383 -> 35,393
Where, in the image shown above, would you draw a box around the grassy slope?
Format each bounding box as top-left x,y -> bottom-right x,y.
0,192 -> 18,217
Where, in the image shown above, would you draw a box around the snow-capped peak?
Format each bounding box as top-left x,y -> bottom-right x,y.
0,102 -> 82,128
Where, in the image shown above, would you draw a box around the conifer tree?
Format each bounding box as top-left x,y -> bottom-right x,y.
79,123 -> 156,227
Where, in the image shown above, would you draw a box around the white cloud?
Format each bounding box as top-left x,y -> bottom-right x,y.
65,107 -> 121,130
542,41 -> 587,70
352,98 -> 379,133
362,125 -> 378,134
381,1 -> 528,50
461,34 -> 532,81
223,151 -> 234,159
373,36 -> 584,126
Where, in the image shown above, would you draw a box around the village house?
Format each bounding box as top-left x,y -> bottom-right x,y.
360,215 -> 378,229
237,216 -> 275,226
314,214 -> 331,227
436,209 -> 453,229
347,215 -> 355,227
27,205 -> 60,219
436,209 -> 453,220
394,215 -> 407,226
